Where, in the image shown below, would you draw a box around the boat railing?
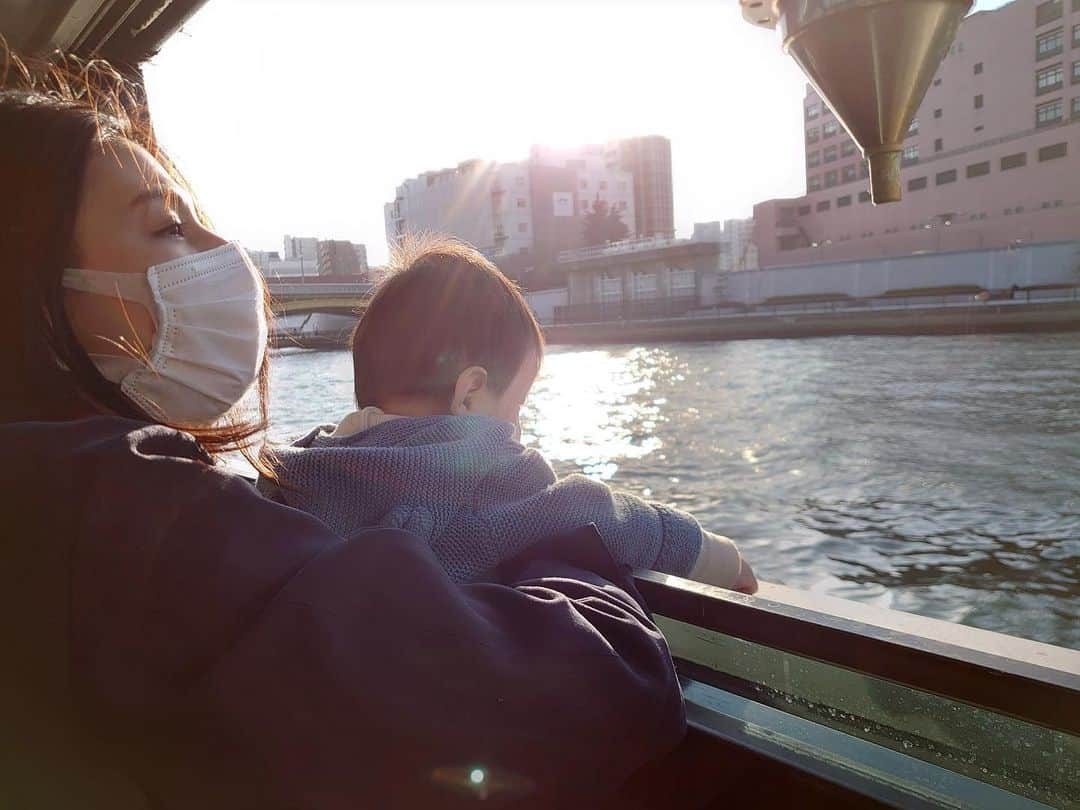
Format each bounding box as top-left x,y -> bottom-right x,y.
632,571 -> 1080,808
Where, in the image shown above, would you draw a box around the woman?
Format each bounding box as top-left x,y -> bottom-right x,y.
0,53 -> 684,808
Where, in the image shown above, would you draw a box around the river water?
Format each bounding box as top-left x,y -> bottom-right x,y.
268,333 -> 1080,650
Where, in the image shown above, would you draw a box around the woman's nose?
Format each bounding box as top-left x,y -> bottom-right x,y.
193,225 -> 228,252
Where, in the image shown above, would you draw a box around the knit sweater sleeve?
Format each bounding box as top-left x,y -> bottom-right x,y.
475,447 -> 705,577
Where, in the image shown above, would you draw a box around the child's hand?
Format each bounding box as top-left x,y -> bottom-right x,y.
733,558 -> 758,594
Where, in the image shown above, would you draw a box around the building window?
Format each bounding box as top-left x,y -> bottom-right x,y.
797,204 -> 812,215
902,145 -> 920,165
825,169 -> 838,188
841,140 -> 856,157
934,108 -> 943,118
823,119 -> 839,137
596,273 -> 622,303
858,191 -> 871,203
1037,28 -> 1063,59
632,272 -> 658,300
1037,63 -> 1064,94
907,118 -> 920,135
807,150 -> 821,167
1072,61 -> 1080,85
1035,0 -> 1063,27
516,198 -> 527,208
837,195 -> 852,208
816,200 -> 831,212
1075,24 -> 1080,47
670,269 -> 696,296
1036,98 -> 1064,126
1001,152 -> 1027,170
935,138 -> 944,152
842,164 -> 857,182
974,62 -> 983,75
1073,96 -> 1080,118
824,145 -> 838,163
806,127 -> 820,144
859,161 -> 870,178
966,160 -> 990,178
806,103 -> 820,119
974,94 -> 984,109
936,169 -> 957,185
808,175 -> 822,191
517,223 -> 528,233
1038,142 -> 1068,161
908,176 -> 928,191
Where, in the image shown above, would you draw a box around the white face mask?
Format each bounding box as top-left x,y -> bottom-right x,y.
62,242 -> 267,425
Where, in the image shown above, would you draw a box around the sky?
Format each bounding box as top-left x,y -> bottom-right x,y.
143,0 -> 1012,265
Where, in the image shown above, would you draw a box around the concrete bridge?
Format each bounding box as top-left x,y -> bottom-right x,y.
265,279 -> 373,316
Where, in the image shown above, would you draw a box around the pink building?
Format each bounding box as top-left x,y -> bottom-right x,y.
753,0 -> 1080,269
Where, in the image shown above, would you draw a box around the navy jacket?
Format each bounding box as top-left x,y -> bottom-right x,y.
0,417 -> 685,809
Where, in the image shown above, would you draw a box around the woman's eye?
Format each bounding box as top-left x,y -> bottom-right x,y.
156,219 -> 185,238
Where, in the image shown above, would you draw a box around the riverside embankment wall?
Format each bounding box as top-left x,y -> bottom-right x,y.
722,241 -> 1079,305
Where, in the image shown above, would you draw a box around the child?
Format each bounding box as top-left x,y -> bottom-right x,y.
265,236 -> 756,591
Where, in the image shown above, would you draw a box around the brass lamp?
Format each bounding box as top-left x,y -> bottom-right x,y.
743,0 -> 972,204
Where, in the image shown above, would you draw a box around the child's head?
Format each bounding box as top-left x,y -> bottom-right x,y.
351,235 -> 544,424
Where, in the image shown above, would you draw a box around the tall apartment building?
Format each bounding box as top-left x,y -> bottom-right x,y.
607,136 -> 675,239
317,240 -> 368,276
753,0 -> 1080,268
384,137 -> 673,277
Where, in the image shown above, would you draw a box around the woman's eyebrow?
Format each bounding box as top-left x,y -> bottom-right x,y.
129,187 -> 166,208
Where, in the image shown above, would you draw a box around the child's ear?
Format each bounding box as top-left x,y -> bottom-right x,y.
450,366 -> 489,415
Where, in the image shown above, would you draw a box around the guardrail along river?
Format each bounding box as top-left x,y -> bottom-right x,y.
270,333 -> 1080,649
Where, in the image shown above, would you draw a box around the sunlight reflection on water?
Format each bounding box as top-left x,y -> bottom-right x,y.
520,348 -> 664,480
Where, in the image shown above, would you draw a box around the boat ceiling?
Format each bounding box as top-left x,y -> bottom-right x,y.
0,0 -> 208,63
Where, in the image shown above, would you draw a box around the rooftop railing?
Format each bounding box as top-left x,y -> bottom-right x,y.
557,236 -> 689,263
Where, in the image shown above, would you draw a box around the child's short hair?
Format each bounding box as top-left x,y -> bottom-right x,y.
351,234 -> 545,408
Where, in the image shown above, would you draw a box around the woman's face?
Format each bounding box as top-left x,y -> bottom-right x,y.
64,141 -> 227,358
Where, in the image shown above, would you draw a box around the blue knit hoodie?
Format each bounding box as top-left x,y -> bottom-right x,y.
264,414 -> 705,583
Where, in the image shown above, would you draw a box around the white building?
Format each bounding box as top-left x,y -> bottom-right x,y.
692,218 -> 760,271
283,235 -> 318,262
247,249 -> 281,267
255,257 -> 316,279
384,142 -> 640,264
385,159 -> 533,259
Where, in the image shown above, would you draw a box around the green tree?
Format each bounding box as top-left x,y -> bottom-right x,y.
582,194 -> 630,246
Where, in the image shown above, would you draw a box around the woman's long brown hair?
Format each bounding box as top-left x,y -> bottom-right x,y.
0,42 -> 275,476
